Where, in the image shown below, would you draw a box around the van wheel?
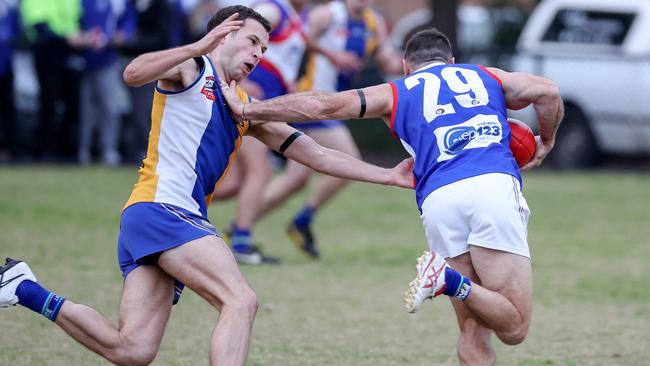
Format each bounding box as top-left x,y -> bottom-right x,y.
547,106 -> 601,169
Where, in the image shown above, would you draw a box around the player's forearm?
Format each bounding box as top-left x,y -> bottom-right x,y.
306,147 -> 393,186
287,139 -> 394,185
533,86 -> 563,146
245,91 -> 349,122
123,44 -> 198,87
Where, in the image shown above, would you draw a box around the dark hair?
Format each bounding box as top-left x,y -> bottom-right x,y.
404,28 -> 453,68
206,5 -> 272,34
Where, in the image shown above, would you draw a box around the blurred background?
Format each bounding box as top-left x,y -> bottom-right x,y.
1,2 -> 649,364
0,0 -> 648,170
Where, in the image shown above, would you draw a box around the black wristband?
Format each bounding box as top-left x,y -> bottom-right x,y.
357,89 -> 366,118
279,131 -> 304,154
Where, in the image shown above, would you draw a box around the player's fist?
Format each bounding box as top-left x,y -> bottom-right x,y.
521,136 -> 554,171
390,157 -> 415,189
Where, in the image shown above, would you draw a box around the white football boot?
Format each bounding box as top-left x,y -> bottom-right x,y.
0,258 -> 37,309
403,251 -> 449,313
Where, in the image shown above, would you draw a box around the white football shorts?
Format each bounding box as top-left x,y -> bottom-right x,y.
420,173 -> 531,259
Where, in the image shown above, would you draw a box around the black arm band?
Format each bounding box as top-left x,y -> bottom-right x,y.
356,89 -> 366,118
279,131 -> 304,154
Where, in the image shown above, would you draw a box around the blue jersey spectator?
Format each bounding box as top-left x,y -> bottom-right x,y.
81,0 -> 135,71
78,0 -> 134,165
169,0 -> 190,47
0,0 -> 19,160
0,0 -> 19,75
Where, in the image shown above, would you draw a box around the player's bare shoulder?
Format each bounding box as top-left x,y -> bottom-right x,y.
158,58 -> 205,92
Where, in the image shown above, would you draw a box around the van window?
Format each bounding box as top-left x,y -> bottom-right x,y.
542,9 -> 635,46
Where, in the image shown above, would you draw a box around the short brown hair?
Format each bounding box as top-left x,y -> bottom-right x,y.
404,28 -> 453,67
206,5 -> 272,34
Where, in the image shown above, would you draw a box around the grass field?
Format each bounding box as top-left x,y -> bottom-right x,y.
1,166 -> 649,365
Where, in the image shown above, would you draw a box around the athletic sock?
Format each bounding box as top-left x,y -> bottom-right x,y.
293,205 -> 316,227
442,267 -> 472,301
231,227 -> 252,252
16,280 -> 66,321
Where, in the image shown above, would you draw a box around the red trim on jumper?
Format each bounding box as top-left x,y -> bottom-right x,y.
478,65 -> 503,89
257,58 -> 288,90
269,19 -> 303,43
389,82 -> 399,140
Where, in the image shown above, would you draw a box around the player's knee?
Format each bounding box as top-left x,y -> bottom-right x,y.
239,288 -> 259,317
496,324 -> 529,345
110,341 -> 159,366
224,286 -> 259,319
249,160 -> 273,180
126,348 -> 158,366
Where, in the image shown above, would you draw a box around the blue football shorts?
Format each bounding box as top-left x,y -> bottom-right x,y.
117,202 -> 219,304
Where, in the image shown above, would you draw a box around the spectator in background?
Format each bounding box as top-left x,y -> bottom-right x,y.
117,0 -> 173,164
188,0 -> 220,41
78,0 -> 134,166
169,0 -> 192,47
20,0 -> 85,162
0,0 -> 19,162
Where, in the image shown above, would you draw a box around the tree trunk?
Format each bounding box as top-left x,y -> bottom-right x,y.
429,0 -> 458,53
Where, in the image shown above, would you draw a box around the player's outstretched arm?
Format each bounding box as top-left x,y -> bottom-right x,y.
249,122 -> 414,188
223,80 -> 394,123
489,67 -> 564,169
123,14 -> 242,87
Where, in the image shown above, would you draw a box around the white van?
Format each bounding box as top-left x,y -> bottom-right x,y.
510,0 -> 650,168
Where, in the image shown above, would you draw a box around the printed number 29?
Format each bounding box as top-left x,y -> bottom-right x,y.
404,67 -> 489,123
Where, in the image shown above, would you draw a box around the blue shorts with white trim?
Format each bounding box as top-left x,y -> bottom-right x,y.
117,202 -> 219,304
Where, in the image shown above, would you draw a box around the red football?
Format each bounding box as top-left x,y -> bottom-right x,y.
508,118 -> 536,168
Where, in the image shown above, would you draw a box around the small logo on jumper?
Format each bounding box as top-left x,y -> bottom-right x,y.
201,76 -> 216,101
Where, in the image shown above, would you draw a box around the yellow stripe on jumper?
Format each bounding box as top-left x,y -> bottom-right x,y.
363,9 -> 379,57
296,52 -> 316,92
124,91 -> 167,210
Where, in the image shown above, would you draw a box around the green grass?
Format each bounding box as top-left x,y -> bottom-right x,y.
1,167 -> 649,365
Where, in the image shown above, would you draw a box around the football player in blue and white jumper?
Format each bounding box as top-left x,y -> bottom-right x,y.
222,28 -> 564,365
